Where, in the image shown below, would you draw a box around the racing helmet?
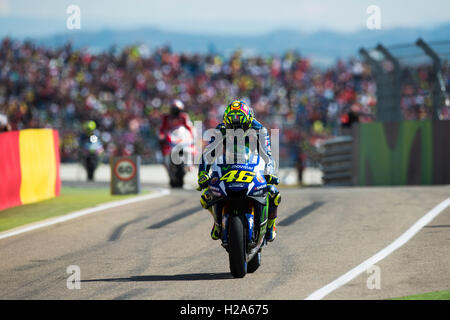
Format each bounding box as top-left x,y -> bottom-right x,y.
83,120 -> 96,133
170,99 -> 184,117
223,100 -> 253,130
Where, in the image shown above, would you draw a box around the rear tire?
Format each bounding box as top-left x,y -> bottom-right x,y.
175,164 -> 185,188
228,215 -> 247,278
86,156 -> 97,181
169,164 -> 184,188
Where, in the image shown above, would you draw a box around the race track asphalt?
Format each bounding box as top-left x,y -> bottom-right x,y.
0,185 -> 449,300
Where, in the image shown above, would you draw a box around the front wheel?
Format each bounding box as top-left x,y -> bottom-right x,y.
228,215 -> 247,278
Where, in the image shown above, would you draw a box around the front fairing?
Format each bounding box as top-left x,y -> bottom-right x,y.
208,152 -> 268,204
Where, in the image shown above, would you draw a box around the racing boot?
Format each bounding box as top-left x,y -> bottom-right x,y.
266,185 -> 281,242
210,222 -> 221,241
200,188 -> 221,240
266,217 -> 277,242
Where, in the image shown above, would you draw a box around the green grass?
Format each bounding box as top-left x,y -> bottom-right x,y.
0,187 -> 148,232
392,290 -> 450,300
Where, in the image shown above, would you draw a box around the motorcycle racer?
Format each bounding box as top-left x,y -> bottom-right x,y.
159,99 -> 194,158
79,120 -> 104,181
197,100 -> 281,242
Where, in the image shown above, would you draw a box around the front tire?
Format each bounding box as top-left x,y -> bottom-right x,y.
228,215 -> 247,278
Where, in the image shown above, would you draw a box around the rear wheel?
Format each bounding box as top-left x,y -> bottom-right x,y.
175,164 -> 185,187
169,163 -> 184,188
228,215 -> 247,278
86,156 -> 97,181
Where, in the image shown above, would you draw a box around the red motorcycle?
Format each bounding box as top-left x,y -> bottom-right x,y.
162,125 -> 195,188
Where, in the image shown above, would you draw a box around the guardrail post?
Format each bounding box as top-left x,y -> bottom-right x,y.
375,44 -> 402,122
416,38 -> 446,120
360,47 -> 401,123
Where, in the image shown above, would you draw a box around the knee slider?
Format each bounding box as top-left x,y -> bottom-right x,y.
200,196 -> 208,209
273,193 -> 281,206
200,188 -> 210,209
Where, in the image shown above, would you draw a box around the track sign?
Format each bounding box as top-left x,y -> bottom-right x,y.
114,159 -> 136,181
110,156 -> 141,195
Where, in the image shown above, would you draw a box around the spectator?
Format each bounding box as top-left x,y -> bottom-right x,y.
0,113 -> 11,132
1,37 -> 445,166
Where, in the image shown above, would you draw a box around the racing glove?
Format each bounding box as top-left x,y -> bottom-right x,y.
197,171 -> 210,191
265,174 -> 280,185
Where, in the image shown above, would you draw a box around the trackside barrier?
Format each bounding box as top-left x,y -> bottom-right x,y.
321,136 -> 354,186
0,129 -> 61,211
321,120 -> 450,186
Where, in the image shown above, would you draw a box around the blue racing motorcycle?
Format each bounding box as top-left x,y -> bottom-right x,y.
207,148 -> 269,278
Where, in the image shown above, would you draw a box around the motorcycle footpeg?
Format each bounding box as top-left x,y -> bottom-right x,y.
221,242 -> 229,252
247,246 -> 259,255
247,241 -> 257,251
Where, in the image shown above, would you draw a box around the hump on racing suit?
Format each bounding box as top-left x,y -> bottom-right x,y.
159,112 -> 193,140
198,118 -> 275,175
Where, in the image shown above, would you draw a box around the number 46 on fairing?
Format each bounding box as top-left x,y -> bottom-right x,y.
220,170 -> 256,183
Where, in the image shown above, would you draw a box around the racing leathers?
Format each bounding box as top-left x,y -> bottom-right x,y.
198,119 -> 281,242
159,111 -> 194,167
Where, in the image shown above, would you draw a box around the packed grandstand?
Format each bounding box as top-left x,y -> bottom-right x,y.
0,38 -> 448,166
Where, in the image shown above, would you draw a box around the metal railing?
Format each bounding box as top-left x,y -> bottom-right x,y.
321,136 -> 353,186
359,38 -> 450,122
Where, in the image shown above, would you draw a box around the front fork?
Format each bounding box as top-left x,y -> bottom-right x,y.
218,197 -> 268,252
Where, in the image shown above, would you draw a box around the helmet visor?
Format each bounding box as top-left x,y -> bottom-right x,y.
225,111 -> 249,129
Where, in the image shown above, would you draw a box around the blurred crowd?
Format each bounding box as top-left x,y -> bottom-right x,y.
0,37 -> 447,166
400,63 -> 450,120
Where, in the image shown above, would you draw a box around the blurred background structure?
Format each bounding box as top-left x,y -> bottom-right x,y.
322,38 -> 450,186
0,38 -> 376,167
360,39 -> 450,122
0,1 -> 449,186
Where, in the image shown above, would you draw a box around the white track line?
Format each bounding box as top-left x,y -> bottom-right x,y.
0,188 -> 171,241
305,197 -> 450,300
